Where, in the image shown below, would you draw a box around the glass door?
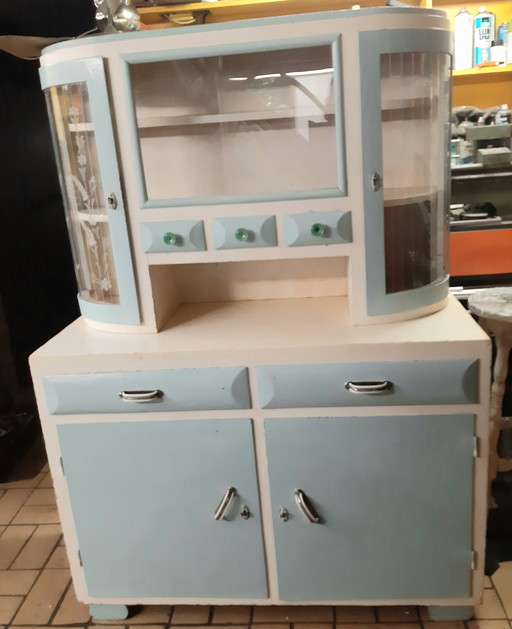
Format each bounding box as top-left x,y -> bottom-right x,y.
41,58 -> 139,325
124,39 -> 345,206
360,30 -> 452,316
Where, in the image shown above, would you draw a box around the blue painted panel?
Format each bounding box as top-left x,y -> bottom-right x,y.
265,414 -> 474,600
58,419 -> 267,598
359,29 -> 452,316
257,360 -> 478,408
39,59 -> 139,325
44,367 -> 251,414
283,210 -> 352,247
140,220 -> 206,253
212,216 -> 277,250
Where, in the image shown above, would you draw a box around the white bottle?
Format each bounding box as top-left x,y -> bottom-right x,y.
454,8 -> 474,70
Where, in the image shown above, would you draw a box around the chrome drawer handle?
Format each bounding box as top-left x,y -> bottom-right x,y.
119,390 -> 162,402
214,487 -> 236,521
295,489 -> 321,524
344,381 -> 392,394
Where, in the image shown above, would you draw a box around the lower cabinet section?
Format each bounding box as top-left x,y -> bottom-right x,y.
57,419 -> 267,599
57,413 -> 475,603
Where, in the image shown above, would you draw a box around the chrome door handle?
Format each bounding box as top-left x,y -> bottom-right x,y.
119,390 -> 162,402
295,489 -> 321,524
344,381 -> 392,394
214,487 -> 236,521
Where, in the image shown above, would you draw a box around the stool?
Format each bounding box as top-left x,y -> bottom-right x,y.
468,287 -> 512,506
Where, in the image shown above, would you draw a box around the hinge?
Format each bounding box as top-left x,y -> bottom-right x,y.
60,457 -> 65,475
473,436 -> 480,458
471,550 -> 477,570
78,550 -> 83,567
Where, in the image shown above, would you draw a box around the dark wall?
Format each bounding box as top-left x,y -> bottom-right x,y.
0,1 -> 95,410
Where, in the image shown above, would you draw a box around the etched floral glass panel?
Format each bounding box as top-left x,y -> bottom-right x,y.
45,83 -> 119,305
380,52 -> 451,295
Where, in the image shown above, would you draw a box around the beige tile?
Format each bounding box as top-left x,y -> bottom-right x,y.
0,489 -> 33,524
12,504 -> 60,525
46,546 -> 70,570
336,606 -> 376,623
468,622 -> 512,629
11,524 -> 62,569
13,569 -> 70,625
38,472 -> 54,488
0,525 -> 36,569
0,525 -> 5,535
0,474 -> 46,489
90,626 -> 126,629
0,596 -> 24,624
474,589 -> 508,620
121,606 -> 171,624
0,570 -> 39,595
424,622 -> 465,629
253,607 -> 334,623
13,626 -> 87,629
295,624 -> 336,629
127,625 -> 167,629
172,606 -> 211,624
52,582 -> 90,625
25,488 -> 57,506
251,625 -> 291,629
377,607 -> 419,622
492,562 -> 512,618
485,576 -> 494,589
212,606 -> 251,624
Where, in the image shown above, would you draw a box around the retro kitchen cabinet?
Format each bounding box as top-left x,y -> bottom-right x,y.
30,4 -> 491,623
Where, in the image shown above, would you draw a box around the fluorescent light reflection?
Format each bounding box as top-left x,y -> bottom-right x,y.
286,68 -> 334,77
229,76 -> 248,81
254,73 -> 281,79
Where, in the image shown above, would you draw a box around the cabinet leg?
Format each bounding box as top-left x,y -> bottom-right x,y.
427,606 -> 473,621
89,604 -> 129,620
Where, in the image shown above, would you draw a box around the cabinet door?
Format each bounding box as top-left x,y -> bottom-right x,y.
40,58 -> 139,325
265,414 -> 474,601
58,419 -> 267,599
360,30 -> 452,316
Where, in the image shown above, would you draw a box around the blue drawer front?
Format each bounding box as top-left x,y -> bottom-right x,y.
44,367 -> 250,414
212,215 -> 277,250
257,360 -> 478,408
140,220 -> 206,253
283,210 -> 352,246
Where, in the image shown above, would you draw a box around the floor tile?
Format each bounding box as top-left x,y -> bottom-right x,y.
377,606 -> 419,622
212,606 -> 251,624
423,622 -> 465,629
25,488 -> 57,506
116,606 -> 171,624
295,623 -> 337,629
467,621 -> 512,629
474,589 -> 508,620
253,607 -> 334,623
0,570 -> 39,595
485,576 -> 494,588
52,582 -> 90,624
0,525 -> 5,536
38,472 -> 54,488
0,489 -> 33,524
12,569 -> 70,625
336,606 -> 376,623
0,474 -> 46,490
11,504 -> 60,525
251,624 -> 291,629
0,525 -> 36,569
492,562 -> 512,618
127,625 -> 166,629
0,596 -> 24,624
46,546 -> 70,570
172,606 -> 211,624
11,524 -> 62,569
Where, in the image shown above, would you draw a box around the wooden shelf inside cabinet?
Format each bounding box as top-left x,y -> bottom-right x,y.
138,0 -> 425,30
453,65 -> 512,79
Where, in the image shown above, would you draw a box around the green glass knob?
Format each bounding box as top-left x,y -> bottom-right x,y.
163,232 -> 178,246
311,223 -> 326,237
235,228 -> 250,242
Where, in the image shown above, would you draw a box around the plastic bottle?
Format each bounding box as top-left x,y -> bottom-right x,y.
474,7 -> 496,65
491,40 -> 507,65
454,8 -> 474,70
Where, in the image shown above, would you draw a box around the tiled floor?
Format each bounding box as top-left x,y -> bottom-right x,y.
1,440 -> 512,629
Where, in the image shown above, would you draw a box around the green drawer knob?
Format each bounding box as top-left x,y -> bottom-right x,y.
311,223 -> 327,237
163,232 -> 178,246
235,227 -> 251,242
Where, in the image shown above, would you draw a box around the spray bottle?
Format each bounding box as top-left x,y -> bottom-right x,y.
454,8 -> 474,69
474,7 -> 496,65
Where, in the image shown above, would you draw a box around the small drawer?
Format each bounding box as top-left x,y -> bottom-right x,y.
256,360 -> 478,408
283,211 -> 352,247
44,367 -> 250,415
212,215 -> 277,250
140,220 -> 206,253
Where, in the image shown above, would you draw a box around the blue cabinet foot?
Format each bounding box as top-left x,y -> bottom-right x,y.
427,606 -> 473,621
89,604 -> 129,620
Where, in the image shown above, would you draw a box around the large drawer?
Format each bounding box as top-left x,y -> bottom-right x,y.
256,360 -> 478,408
44,367 -> 251,415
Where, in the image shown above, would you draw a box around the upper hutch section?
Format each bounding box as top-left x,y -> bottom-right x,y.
39,7 -> 452,332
